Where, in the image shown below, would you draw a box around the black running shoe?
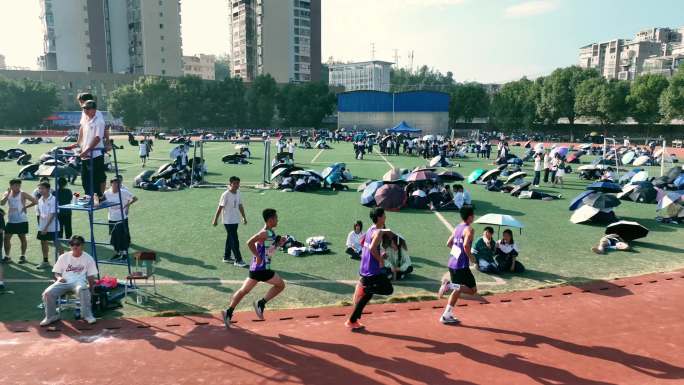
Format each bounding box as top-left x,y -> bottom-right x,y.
18,256 -> 27,264
222,309 -> 233,328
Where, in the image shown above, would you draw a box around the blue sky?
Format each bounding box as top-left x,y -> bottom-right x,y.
0,0 -> 682,83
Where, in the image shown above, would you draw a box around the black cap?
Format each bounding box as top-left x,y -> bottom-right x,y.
82,100 -> 97,110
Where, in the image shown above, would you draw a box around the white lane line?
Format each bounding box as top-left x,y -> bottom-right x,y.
433,211 -> 455,233
311,149 -> 325,163
378,153 -> 394,169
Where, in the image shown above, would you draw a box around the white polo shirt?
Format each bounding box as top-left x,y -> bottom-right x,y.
219,190 -> 242,224
37,195 -> 58,232
82,112 -> 105,158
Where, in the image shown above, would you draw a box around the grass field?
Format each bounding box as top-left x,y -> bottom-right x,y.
1,136 -> 683,322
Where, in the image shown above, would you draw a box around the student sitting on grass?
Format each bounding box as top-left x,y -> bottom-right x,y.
382,233 -> 413,280
592,234 -> 630,254
345,221 -> 363,260
453,184 -> 472,210
495,229 -> 525,273
472,226 -> 499,274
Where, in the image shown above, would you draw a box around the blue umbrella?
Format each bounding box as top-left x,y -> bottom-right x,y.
674,175 -> 684,189
586,181 -> 622,193
569,191 -> 595,211
360,181 -> 384,206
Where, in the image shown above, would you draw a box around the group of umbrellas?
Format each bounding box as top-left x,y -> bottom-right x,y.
359,167 -> 464,210
569,181 -> 622,224
467,164 -> 531,197
271,162 -> 351,191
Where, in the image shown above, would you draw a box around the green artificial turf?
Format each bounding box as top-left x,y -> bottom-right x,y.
0,137 -> 682,321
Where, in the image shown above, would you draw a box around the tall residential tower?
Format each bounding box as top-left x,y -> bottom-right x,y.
229,0 -> 321,83
38,0 -> 183,76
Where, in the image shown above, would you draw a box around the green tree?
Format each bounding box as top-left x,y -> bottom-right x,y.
246,74 -> 277,127
575,78 -> 630,126
627,74 -> 669,125
0,78 -> 59,129
208,77 -> 247,127
660,66 -> 684,121
538,66 -> 600,125
175,75 -> 208,128
449,82 -> 490,125
109,84 -> 144,129
490,78 -> 538,130
277,82 -> 336,127
136,76 -> 179,129
390,66 -> 455,92
214,54 -> 231,81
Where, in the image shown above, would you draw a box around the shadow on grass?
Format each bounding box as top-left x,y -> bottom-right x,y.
522,269 -> 633,298
471,200 -> 526,217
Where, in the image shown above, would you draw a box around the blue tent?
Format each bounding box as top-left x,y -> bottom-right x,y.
387,121 -> 422,134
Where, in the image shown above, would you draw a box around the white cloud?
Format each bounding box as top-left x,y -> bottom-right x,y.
504,0 -> 559,18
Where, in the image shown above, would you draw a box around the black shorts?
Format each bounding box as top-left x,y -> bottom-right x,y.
81,155 -> 106,183
249,269 -> 276,282
37,232 -> 56,241
6,222 -> 28,235
449,267 -> 477,289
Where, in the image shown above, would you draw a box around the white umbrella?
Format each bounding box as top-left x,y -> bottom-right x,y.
632,155 -> 650,167
570,205 -> 600,224
630,171 -> 648,183
422,135 -> 436,141
474,214 -> 524,235
505,171 -> 527,185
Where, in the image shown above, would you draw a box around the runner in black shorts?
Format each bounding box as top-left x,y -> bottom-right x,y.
438,207 -> 478,324
222,208 -> 286,328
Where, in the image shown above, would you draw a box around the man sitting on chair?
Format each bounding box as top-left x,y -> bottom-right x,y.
40,235 -> 98,326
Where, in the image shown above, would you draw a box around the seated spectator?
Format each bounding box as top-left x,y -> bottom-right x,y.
472,226 -> 499,274
383,233 -> 413,280
40,235 -> 98,326
427,183 -> 442,209
345,221 -> 363,260
453,184 -> 472,209
441,185 -> 454,204
592,234 -> 630,254
601,167 -> 615,182
495,229 -> 525,273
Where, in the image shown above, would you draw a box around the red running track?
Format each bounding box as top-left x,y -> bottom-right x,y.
2,270 -> 684,385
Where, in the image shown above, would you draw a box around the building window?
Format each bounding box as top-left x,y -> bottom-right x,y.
161,35 -> 164,40
160,23 -> 164,29
161,46 -> 165,52
162,69 -> 166,75
161,58 -> 166,63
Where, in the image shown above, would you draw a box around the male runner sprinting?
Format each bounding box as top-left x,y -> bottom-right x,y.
346,207 -> 394,330
438,206 -> 478,324
222,208 -> 286,327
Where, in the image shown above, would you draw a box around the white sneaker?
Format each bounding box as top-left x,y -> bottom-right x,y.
84,315 -> 96,325
440,314 -> 460,325
438,278 -> 451,298
40,315 -> 60,327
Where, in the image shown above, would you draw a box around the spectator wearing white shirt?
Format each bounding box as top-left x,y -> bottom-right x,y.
533,152 -> 543,187
452,184 -> 472,210
40,235 -> 98,326
212,176 -> 248,267
345,221 -> 363,260
287,140 -> 296,159
104,177 -> 136,259
139,140 -> 148,167
36,182 -> 59,269
495,229 -> 525,273
543,151 -> 551,183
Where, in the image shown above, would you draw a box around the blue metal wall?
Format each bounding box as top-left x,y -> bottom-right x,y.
338,91 -> 450,113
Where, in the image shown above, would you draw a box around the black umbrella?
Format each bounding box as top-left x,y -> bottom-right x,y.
510,182 -> 532,197
583,193 -> 621,210
605,221 -> 649,242
437,171 -> 465,182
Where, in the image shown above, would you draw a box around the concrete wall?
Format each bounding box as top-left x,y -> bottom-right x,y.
338,112 -> 449,135
108,0 -> 130,73
87,0 -> 108,72
140,0 -> 183,76
309,0 -> 321,81
261,0 -> 294,83
53,0 -> 91,72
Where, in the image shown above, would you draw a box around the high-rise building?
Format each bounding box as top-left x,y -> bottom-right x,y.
183,54 -> 217,80
229,0 -> 321,83
328,61 -> 393,92
0,54 -> 5,70
38,0 -> 183,76
579,26 -> 684,80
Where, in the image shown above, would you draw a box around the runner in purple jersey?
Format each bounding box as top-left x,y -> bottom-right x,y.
222,208 -> 286,328
438,206 -> 478,324
346,208 -> 394,330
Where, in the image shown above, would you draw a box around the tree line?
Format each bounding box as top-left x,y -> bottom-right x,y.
0,77 -> 60,129
391,64 -> 684,132
109,74 -> 336,130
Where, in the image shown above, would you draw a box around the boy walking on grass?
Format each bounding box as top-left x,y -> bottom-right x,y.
222,209 -> 286,328
438,207 -> 478,324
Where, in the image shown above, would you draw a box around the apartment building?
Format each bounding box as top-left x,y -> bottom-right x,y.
328,61 -> 393,92
183,54 -> 216,80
